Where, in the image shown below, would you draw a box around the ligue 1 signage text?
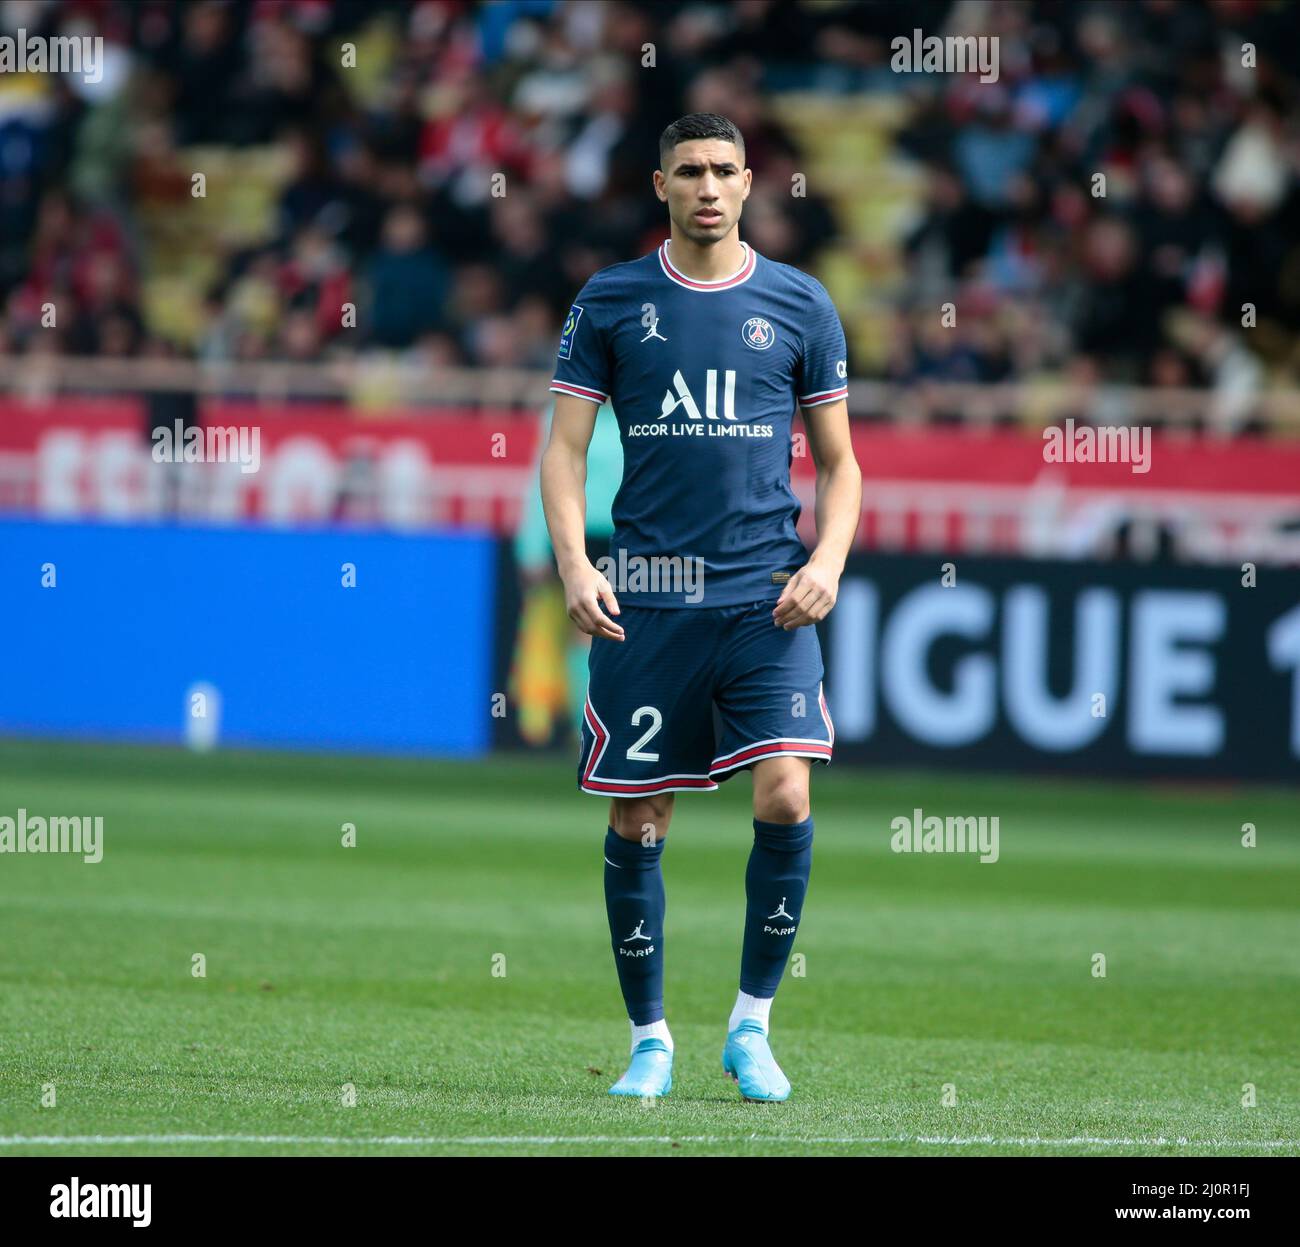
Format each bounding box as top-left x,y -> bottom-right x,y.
822,555 -> 1299,780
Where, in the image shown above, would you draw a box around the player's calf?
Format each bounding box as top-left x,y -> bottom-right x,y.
603,808 -> 673,1089
724,761 -> 814,1101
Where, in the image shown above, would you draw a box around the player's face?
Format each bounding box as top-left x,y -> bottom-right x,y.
654,139 -> 751,245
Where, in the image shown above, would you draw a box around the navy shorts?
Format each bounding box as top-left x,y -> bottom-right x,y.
578,600 -> 835,797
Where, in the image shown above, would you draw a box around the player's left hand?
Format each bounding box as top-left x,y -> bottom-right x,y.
772,561 -> 839,630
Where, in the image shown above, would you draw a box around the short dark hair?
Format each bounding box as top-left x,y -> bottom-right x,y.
659,113 -> 745,168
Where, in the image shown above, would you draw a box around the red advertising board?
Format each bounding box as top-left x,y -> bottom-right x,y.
1,399 -> 1297,560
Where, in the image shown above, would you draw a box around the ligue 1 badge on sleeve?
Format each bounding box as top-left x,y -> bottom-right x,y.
558,304 -> 584,359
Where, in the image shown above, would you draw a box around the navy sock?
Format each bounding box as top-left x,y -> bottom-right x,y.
740,816 -> 813,997
603,826 -> 666,1025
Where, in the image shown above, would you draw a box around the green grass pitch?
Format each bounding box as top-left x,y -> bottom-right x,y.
0,738 -> 1296,1157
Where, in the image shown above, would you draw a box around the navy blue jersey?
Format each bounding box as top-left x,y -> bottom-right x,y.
551,239 -> 848,608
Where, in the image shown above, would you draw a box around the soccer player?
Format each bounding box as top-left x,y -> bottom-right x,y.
540,113 -> 862,1102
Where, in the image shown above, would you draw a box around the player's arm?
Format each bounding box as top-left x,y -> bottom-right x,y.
540,393 -> 625,641
772,397 -> 862,630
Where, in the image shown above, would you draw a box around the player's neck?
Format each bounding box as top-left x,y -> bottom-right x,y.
665,228 -> 747,283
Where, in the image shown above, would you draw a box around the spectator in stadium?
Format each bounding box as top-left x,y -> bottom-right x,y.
364,202 -> 451,349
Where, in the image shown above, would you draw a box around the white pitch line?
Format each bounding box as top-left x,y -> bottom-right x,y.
0,1134 -> 1294,1149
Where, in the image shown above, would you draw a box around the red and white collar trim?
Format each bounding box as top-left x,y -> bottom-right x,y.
658,239 -> 756,291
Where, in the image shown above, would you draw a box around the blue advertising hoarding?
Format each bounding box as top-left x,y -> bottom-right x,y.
0,520 -> 494,756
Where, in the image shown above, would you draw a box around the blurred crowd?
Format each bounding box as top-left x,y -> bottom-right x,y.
1,0 -> 1299,398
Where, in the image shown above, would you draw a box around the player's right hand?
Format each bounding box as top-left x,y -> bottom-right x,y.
562,562 -> 625,641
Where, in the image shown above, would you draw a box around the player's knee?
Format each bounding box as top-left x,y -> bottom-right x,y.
609,794 -> 673,841
753,772 -> 810,825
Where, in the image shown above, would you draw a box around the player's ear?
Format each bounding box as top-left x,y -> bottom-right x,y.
652,168 -> 667,201
742,168 -> 752,199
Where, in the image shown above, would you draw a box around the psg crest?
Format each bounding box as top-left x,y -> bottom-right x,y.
741,317 -> 775,350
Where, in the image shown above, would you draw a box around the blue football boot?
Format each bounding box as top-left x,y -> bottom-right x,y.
722,1018 -> 790,1101
609,1037 -> 673,1097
